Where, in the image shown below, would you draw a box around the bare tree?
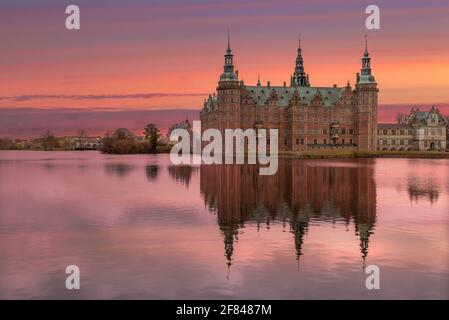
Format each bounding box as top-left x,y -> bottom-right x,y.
77,129 -> 87,150
41,130 -> 59,151
396,113 -> 407,124
144,124 -> 161,153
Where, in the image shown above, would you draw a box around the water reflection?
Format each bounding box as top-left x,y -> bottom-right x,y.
104,163 -> 134,177
145,165 -> 159,181
43,163 -> 56,172
1,151 -> 448,299
200,159 -> 377,269
168,165 -> 199,187
408,177 -> 440,204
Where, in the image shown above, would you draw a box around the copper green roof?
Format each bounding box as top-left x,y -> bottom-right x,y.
245,86 -> 344,107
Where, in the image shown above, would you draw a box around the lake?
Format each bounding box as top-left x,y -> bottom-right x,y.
0,151 -> 448,299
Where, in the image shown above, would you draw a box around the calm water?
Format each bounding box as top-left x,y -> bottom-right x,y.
0,151 -> 448,299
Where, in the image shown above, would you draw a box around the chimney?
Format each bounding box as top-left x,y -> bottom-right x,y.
235,70 -> 239,78
283,81 -> 286,88
333,84 -> 337,88
356,73 -> 360,83
267,81 -> 271,87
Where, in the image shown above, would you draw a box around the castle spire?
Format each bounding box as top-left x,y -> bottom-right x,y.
291,37 -> 310,87
357,35 -> 376,84
364,34 -> 368,55
220,30 -> 238,81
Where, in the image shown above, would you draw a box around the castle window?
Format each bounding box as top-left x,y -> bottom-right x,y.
324,139 -> 327,144
342,139 -> 345,144
383,129 -> 387,135
313,139 -> 317,144
392,140 -> 396,145
400,140 -> 404,145
350,139 -> 353,144
392,130 -> 396,135
383,140 -> 387,145
350,129 -> 354,135
342,128 -> 346,135
301,139 -> 304,145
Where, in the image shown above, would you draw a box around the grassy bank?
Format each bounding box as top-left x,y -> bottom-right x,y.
281,150 -> 449,159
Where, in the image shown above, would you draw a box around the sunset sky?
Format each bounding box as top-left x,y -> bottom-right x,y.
1,0 -> 449,137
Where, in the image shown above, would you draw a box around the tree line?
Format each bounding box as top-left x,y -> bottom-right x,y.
0,123 -> 169,154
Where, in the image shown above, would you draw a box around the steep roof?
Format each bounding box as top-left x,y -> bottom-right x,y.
245,86 -> 344,107
378,123 -> 410,129
413,111 -> 429,121
201,96 -> 218,114
408,107 -> 445,125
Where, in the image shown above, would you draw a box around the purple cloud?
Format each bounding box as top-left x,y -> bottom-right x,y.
0,93 -> 208,102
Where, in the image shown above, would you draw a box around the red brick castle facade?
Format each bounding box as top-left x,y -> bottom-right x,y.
200,35 -> 378,151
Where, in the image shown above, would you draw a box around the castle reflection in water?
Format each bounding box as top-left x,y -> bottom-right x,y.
196,159 -> 377,269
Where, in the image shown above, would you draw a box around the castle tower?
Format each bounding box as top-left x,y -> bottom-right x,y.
291,38 -> 310,87
355,36 -> 378,150
217,31 -> 241,131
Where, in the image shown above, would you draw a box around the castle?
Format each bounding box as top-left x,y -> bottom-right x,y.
200,35 -> 378,151
377,106 -> 447,151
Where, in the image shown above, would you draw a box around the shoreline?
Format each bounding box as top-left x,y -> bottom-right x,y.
281,150 -> 449,159
3,149 -> 449,160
